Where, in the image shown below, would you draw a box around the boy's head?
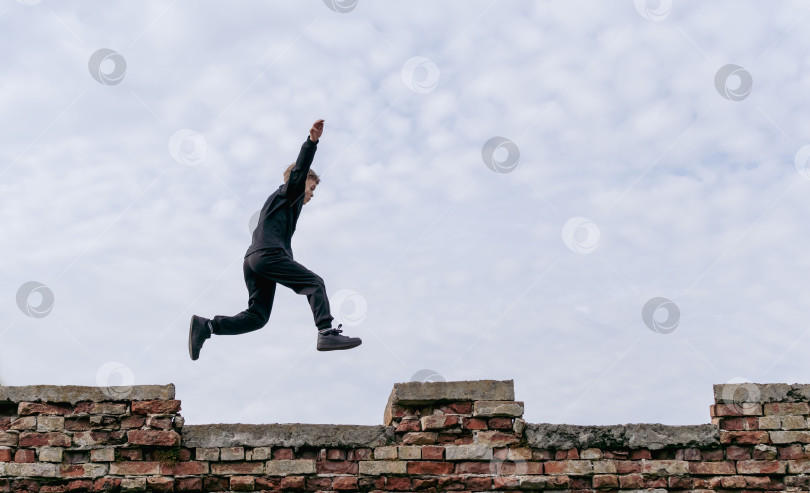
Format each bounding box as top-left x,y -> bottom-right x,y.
283,163 -> 321,205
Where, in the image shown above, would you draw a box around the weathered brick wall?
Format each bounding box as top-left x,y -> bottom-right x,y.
1,380 -> 809,492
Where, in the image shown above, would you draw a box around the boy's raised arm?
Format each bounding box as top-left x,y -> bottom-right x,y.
281,119 -> 324,201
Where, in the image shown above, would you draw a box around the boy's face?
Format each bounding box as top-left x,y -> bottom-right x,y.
304,177 -> 318,205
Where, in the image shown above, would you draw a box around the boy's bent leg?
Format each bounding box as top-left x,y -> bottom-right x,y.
251,252 -> 335,330
211,255 -> 277,335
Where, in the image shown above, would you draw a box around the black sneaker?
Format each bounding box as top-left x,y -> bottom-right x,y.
188,315 -> 211,361
317,324 -> 362,351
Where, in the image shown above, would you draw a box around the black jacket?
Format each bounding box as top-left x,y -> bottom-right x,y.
244,135 -> 318,259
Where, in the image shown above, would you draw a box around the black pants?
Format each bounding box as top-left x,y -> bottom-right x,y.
211,248 -> 334,334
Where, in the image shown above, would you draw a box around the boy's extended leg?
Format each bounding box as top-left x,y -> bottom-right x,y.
189,253 -> 278,360
248,250 -> 361,351
212,253 -> 278,335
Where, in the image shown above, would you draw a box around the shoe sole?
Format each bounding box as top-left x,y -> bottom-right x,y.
188,315 -> 199,361
317,340 -> 362,352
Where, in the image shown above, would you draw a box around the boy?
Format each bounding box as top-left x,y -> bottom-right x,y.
188,119 -> 362,360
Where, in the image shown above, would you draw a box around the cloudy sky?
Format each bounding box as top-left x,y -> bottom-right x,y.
2,0 -> 810,429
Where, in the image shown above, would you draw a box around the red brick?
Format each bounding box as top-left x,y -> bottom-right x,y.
254,477 -> 280,490
461,417 -> 487,430
735,459 -> 785,474
643,476 -> 668,488
161,461 -> 208,475
19,432 -> 71,447
110,461 -> 161,475
407,461 -> 454,475
711,403 -> 762,417
326,448 -> 346,460
211,461 -> 264,475
332,476 -> 358,490
726,446 -> 751,460
619,473 -> 643,489
421,445 -> 444,460
145,477 -> 174,492
60,464 -> 89,479
615,460 -> 641,474
131,400 -> 181,414
764,402 -> 810,415
688,460 -> 736,475
17,403 -> 73,416
229,476 -> 254,491
176,477 -> 203,491
492,476 -> 519,489
127,429 -> 180,446
701,448 -> 725,461
555,449 -> 579,459
316,460 -> 357,474
0,418 -> 10,431
93,478 -> 121,491
533,449 -> 553,460
280,476 -> 305,490
117,449 -> 142,461
437,402 -> 473,414
420,414 -> 460,430
179,448 -> 192,461
454,461 -> 491,475
464,476 -> 492,490
120,416 -> 145,429
720,430 -> 770,445
395,419 -> 420,432
628,449 -> 651,460
488,417 -> 513,430
146,417 -> 172,430
674,447 -> 701,461
73,402 -> 127,415
746,475 -> 785,489
593,474 -> 618,489
349,448 -> 372,461
0,449 -> 11,462
14,449 -> 35,463
273,447 -> 294,460
402,432 -> 437,445
779,445 -> 807,459
384,476 -> 411,491
64,418 -> 91,432
718,475 -> 746,489
305,477 -> 331,490
669,476 -> 693,489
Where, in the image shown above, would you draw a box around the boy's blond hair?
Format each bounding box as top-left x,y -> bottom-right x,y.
283,163 -> 321,184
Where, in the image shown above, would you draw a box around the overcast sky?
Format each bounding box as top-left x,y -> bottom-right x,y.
3,0 -> 810,429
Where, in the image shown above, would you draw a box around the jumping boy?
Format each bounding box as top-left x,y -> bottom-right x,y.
188,119 -> 362,360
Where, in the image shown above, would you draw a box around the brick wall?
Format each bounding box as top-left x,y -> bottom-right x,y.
1,380 -> 809,491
